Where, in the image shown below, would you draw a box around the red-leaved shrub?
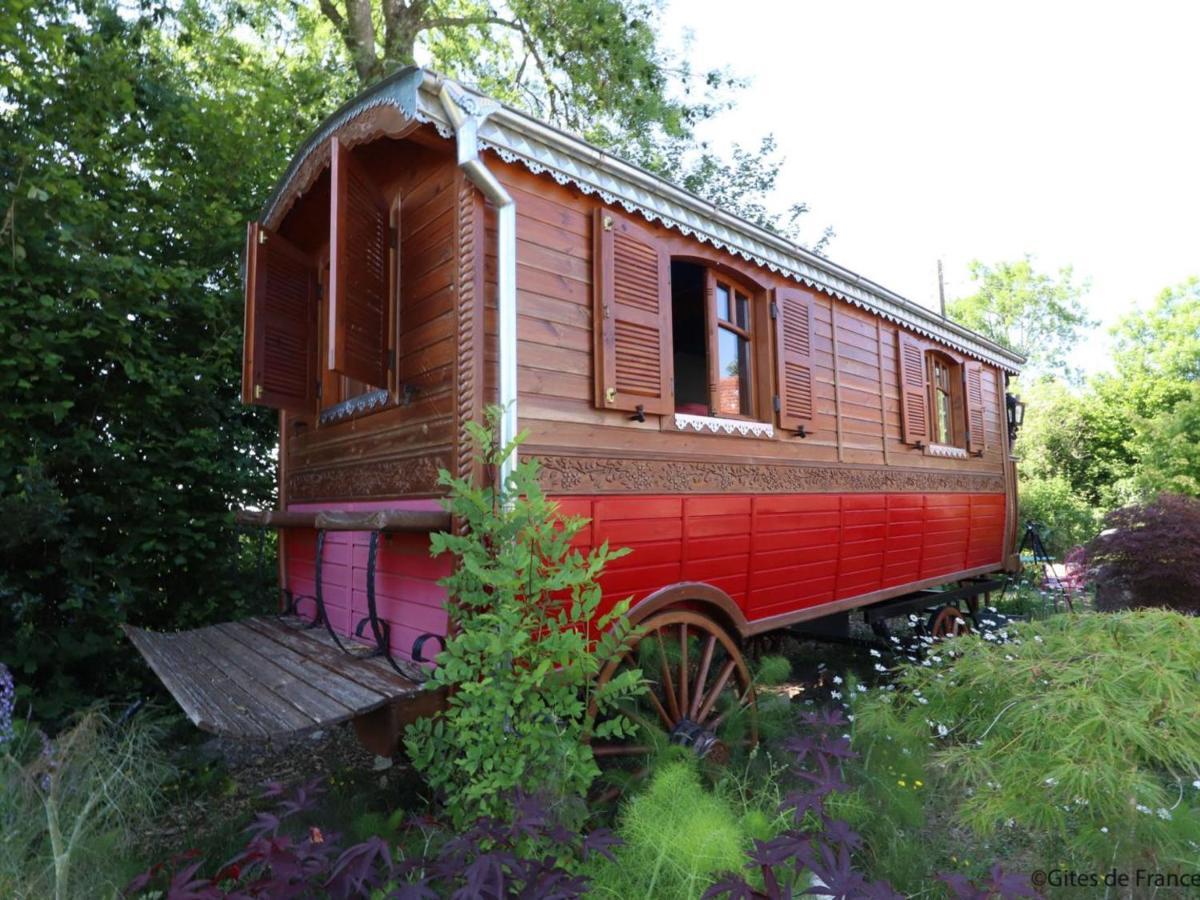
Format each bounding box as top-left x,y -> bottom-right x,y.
1084,493 -> 1200,614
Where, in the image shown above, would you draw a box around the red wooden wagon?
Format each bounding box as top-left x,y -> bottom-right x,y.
127,68 -> 1025,759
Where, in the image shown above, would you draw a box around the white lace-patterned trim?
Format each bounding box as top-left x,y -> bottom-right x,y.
926,443 -> 968,459
674,413 -> 774,438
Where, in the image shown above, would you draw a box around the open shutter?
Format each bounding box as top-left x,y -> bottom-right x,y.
773,286 -> 815,429
242,221 -> 318,413
897,330 -> 929,445
329,138 -> 390,387
592,208 -> 672,415
964,361 -> 987,454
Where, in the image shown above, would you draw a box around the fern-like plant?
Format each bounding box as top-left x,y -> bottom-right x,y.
851,609 -> 1200,874
404,407 -> 645,827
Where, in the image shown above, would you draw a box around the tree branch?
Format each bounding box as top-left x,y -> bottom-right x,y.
420,14 -> 520,30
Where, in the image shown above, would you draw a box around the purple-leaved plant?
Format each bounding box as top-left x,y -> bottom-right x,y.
125,780 -> 618,899
704,708 -> 1037,900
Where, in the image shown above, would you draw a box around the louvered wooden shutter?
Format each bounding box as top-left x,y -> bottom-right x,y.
592,208 -> 672,414
964,361 -> 987,454
329,138 -> 390,387
773,286 -> 815,429
897,331 -> 929,445
242,221 -> 319,413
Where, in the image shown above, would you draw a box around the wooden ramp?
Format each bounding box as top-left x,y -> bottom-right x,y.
124,616 -> 425,738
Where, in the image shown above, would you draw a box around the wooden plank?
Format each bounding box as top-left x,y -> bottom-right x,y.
185,627 -> 316,734
242,617 -> 419,699
210,621 -> 361,724
125,625 -> 262,737
135,626 -> 282,736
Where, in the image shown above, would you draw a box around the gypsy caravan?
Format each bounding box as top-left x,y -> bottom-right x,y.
126,67 -> 1024,757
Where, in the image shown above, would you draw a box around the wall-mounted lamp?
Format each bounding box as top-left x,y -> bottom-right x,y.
1006,392 -> 1026,444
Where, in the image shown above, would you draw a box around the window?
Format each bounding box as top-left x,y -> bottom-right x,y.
670,261 -> 760,419
898,331 -> 988,454
713,279 -> 753,417
927,352 -> 963,447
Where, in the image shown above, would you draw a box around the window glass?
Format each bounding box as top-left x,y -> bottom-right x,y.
932,359 -> 953,444
717,327 -> 751,416
735,291 -> 750,330
716,283 -> 731,322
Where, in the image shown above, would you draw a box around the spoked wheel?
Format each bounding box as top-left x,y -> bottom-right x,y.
587,609 -> 757,799
927,604 -> 972,640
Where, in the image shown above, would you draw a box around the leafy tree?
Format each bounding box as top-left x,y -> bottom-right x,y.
1084,277 -> 1200,503
1135,382 -> 1200,497
0,0 -> 346,719
300,0 -> 831,247
947,256 -> 1093,381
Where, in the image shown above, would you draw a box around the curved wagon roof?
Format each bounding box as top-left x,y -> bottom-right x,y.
260,66 -> 1024,375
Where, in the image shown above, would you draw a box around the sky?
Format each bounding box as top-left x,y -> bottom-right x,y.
659,0 -> 1200,373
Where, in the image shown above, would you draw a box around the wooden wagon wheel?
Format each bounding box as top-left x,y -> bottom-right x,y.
927,604 -> 972,640
587,609 -> 757,791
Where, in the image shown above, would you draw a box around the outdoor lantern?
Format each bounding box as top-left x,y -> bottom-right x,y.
1006,392 -> 1026,443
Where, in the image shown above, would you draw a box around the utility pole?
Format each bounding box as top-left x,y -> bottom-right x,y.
937,259 -> 947,317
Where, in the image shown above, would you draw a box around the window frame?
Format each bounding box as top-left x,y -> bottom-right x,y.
703,268 -> 767,422
924,349 -> 966,450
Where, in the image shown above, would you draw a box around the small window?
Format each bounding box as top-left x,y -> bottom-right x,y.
671,262 -> 761,420
926,352 -> 964,447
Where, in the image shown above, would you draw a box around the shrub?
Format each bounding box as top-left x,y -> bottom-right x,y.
0,675 -> 172,900
587,759 -> 757,899
127,780 -> 614,898
404,408 -> 644,828
1017,474 -> 1100,557
851,610 -> 1200,874
1084,493 -> 1200,613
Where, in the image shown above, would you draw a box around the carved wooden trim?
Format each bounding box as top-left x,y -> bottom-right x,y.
453,175 -> 484,491
287,454 -> 446,502
533,453 -> 1005,495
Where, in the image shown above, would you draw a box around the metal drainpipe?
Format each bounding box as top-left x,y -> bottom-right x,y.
437,81 -> 518,491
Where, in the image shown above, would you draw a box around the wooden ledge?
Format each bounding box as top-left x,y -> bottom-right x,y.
235,508 -> 450,533
124,616 -> 426,738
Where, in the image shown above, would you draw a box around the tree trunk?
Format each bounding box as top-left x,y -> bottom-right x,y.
319,0 -> 424,86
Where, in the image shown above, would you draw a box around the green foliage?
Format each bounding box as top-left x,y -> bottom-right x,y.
1134,380 -> 1200,497
947,256 -> 1093,381
752,654 -> 792,687
851,611 -> 1200,874
587,759 -> 763,900
404,408 -> 644,827
830,698 -> 930,890
1012,277 -> 1200,539
293,0 -> 829,245
0,0 -> 347,719
1016,474 -> 1099,556
0,708 -> 172,900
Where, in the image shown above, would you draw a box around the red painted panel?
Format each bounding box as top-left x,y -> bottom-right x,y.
554,491 -> 1007,626
283,492 -> 1008,654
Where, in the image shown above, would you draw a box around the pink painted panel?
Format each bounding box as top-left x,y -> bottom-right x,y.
283,499 -> 451,660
